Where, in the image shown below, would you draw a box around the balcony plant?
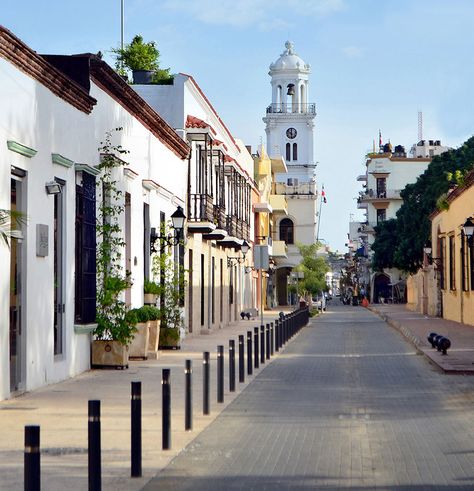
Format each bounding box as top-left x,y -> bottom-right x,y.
112,34 -> 172,84
93,129 -> 135,368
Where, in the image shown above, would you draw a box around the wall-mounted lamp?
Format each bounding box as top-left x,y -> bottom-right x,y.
227,240 -> 250,267
150,205 -> 186,253
45,181 -> 62,195
423,243 -> 442,268
462,217 -> 474,243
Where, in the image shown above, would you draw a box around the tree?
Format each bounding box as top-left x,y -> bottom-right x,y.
371,219 -> 398,271
294,243 -> 330,299
371,136 -> 474,273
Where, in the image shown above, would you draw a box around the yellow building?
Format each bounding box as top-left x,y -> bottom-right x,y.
253,145 -> 288,307
431,169 -> 474,326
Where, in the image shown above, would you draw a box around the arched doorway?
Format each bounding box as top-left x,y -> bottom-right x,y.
372,273 -> 391,303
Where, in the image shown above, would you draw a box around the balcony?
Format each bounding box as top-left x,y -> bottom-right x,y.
274,182 -> 316,196
187,194 -> 216,234
269,194 -> 288,214
266,103 -> 316,115
358,189 -> 402,202
271,240 -> 288,258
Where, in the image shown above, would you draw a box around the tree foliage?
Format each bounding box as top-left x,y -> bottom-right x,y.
371,219 -> 398,271
371,136 -> 474,273
294,242 -> 330,298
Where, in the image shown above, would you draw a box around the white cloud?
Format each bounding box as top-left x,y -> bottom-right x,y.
162,0 -> 345,29
342,46 -> 363,58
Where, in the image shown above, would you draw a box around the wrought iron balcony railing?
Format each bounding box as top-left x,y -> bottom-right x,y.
266,103 -> 316,115
188,194 -> 214,222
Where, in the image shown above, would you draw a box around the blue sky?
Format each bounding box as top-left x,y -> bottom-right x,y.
3,0 -> 474,250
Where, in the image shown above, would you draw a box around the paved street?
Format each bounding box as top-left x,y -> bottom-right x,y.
144,305 -> 474,490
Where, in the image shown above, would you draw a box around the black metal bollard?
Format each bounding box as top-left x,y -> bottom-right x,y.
229,340 -> 236,392
260,325 -> 265,364
24,425 -> 40,491
270,322 -> 274,356
185,360 -> 192,431
427,332 -> 438,348
438,336 -> 451,355
266,324 -> 270,360
217,345 -> 224,403
275,319 -> 280,351
203,352 -> 210,415
131,382 -> 142,478
254,327 -> 259,369
88,400 -> 101,491
247,331 -> 253,376
239,335 -> 245,383
162,369 -> 171,450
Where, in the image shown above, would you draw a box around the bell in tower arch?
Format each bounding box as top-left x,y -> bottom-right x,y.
287,84 -> 295,96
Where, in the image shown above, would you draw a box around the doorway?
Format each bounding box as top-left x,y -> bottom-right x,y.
53,179 -> 65,356
9,175 -> 25,392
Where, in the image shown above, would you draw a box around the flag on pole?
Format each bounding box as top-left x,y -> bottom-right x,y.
379,129 -> 382,147
321,186 -> 327,203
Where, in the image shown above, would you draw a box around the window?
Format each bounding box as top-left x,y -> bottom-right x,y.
439,236 -> 446,290
292,143 -> 297,161
143,204 -> 150,281
376,209 -> 386,224
449,235 -> 455,290
286,143 -> 291,161
75,172 -> 96,325
280,218 -> 294,244
470,238 -> 474,291
376,178 -> 386,198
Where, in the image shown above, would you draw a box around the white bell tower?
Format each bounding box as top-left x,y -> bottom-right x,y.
263,41 -> 316,183
263,41 -> 318,257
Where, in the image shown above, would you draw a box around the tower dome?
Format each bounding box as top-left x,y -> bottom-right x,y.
269,41 -> 310,74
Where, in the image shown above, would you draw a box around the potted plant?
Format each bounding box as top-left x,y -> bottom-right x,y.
128,307 -> 151,359
144,279 -> 160,305
92,129 -> 135,368
143,305 -> 161,358
112,34 -> 172,85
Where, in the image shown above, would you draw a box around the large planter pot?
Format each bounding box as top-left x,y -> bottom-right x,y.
132,70 -> 154,84
147,319 -> 161,359
129,322 -> 150,359
92,340 -> 129,369
144,293 -> 158,305
159,327 -> 181,350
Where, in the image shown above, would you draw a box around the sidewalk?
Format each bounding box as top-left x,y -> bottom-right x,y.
369,303 -> 474,374
0,309 -> 292,491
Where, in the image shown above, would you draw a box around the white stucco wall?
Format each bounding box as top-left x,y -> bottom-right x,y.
0,57 -> 186,400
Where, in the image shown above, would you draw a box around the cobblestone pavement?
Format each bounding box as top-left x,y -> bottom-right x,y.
144,305 -> 474,490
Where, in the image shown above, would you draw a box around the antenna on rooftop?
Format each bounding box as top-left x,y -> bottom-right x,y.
120,0 -> 124,70
418,110 -> 423,142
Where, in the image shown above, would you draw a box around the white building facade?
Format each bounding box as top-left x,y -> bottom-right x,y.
356,141 -> 449,302
134,74 -> 258,332
0,27 -> 188,400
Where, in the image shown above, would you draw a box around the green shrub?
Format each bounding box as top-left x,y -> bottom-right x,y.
144,279 -> 160,294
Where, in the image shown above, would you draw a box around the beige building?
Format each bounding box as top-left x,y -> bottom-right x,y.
253,145 -> 288,308
407,169 -> 474,326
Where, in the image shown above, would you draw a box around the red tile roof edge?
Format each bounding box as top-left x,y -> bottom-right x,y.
180,73 -> 241,153
0,25 -> 96,114
90,58 -> 189,160
185,115 -> 217,135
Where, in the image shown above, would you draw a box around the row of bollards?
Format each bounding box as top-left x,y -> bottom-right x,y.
23,307 -> 309,490
427,332 -> 451,355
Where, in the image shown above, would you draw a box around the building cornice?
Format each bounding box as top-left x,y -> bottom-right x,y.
0,26 -> 96,114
